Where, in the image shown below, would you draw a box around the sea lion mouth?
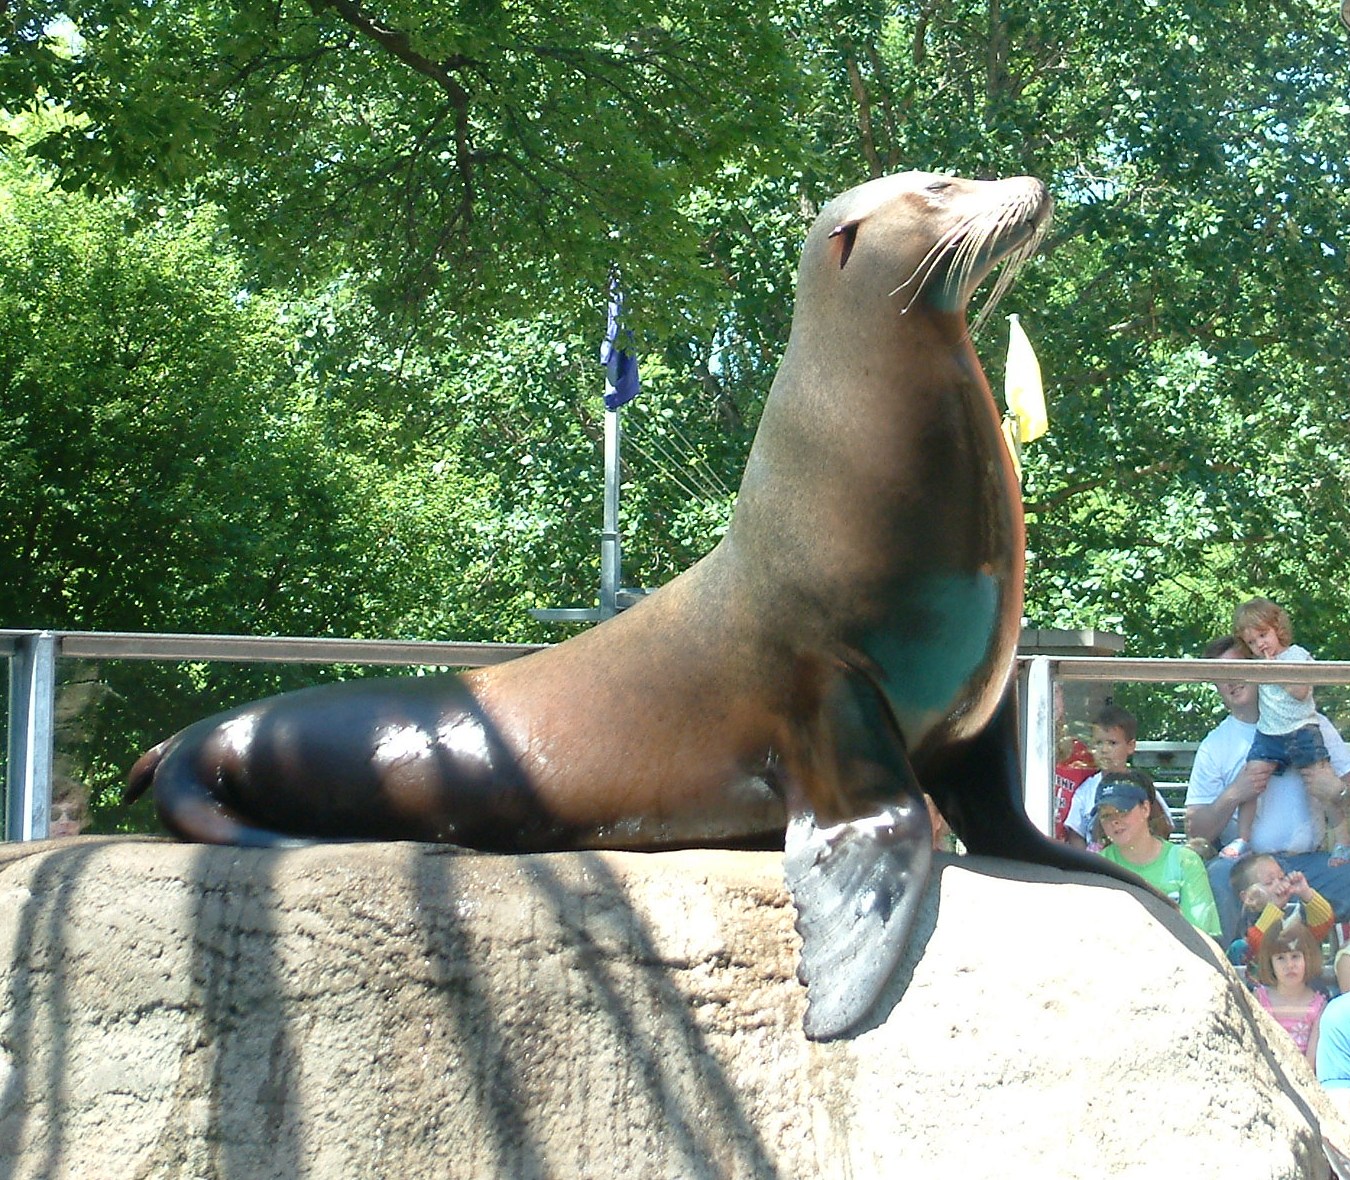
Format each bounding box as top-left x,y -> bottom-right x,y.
892,182 -> 1052,336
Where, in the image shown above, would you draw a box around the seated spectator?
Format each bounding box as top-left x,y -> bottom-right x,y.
1185,634 -> 1350,945
1319,946 -> 1350,1118
1336,946 -> 1350,997
1064,705 -> 1173,850
1052,684 -> 1097,843
49,776 -> 89,838
1317,991 -> 1350,1116
1228,853 -> 1334,971
1253,919 -> 1327,1066
1094,773 -> 1221,937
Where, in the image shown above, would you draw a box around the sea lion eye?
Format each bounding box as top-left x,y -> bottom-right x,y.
925,179 -> 953,194
829,221 -> 859,269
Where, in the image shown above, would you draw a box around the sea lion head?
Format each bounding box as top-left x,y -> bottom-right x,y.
810,171 -> 1052,333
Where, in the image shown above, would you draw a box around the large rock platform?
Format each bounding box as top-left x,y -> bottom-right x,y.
1,837 -> 1348,1178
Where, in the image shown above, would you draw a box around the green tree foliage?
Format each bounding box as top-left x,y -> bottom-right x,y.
0,158 -> 365,637
0,153 -> 541,825
2,0 -> 799,337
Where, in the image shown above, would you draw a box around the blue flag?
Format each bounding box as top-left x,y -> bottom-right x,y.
601,278 -> 639,410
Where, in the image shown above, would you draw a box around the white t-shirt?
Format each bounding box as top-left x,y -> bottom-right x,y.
1258,645 -> 1318,735
1184,712 -> 1350,854
1064,771 -> 1172,844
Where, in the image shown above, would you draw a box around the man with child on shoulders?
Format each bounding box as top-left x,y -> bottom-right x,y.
1185,634 -> 1350,945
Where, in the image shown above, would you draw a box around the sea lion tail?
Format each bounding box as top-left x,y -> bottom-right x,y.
125,726 -> 306,849
125,739 -> 167,804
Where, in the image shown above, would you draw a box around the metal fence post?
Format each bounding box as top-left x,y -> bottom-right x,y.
5,630 -> 56,841
1021,655 -> 1055,836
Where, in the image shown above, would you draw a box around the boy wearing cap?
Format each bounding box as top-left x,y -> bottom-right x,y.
1096,771 -> 1222,936
1065,705 -> 1175,850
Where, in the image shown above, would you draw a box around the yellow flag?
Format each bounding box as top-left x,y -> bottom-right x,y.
1004,313 -> 1047,444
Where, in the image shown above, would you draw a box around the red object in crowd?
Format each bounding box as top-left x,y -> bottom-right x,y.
1053,738 -> 1097,842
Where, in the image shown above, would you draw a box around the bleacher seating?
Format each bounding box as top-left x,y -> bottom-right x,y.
1127,740 -> 1200,840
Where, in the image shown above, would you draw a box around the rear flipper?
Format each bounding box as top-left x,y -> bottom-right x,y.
124,722 -> 307,848
923,685 -> 1174,901
782,654 -> 934,1041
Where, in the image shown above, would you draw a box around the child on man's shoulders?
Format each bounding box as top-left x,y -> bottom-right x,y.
1223,597 -> 1350,867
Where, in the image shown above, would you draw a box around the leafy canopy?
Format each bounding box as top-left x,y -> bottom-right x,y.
3,0 -> 800,340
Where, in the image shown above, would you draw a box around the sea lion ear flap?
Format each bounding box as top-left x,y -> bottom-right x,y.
829,221 -> 860,269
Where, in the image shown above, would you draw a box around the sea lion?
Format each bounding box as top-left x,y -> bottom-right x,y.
128,171 -> 1147,1039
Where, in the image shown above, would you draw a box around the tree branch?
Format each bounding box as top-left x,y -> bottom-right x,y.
311,0 -> 470,105
844,55 -> 882,178
1024,459 -> 1239,515
312,0 -> 476,225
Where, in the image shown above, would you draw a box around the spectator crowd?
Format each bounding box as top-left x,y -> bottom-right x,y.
1053,597 -> 1350,1099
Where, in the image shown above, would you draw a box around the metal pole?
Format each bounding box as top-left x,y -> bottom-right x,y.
599,406 -> 621,619
6,630 -> 56,841
1021,655 -> 1055,836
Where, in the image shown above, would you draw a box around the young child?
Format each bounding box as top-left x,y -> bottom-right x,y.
1253,918 -> 1327,1065
1052,684 -> 1097,843
1094,773 -> 1220,936
1223,597 -> 1349,866
1227,852 -> 1335,972
1063,705 -> 1173,850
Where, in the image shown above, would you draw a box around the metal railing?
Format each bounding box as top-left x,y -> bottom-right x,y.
1020,654 -> 1350,834
2,629 -> 545,841
8,629 -> 1350,844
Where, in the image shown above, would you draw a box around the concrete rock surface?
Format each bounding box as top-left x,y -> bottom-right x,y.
2,837 -> 1349,1179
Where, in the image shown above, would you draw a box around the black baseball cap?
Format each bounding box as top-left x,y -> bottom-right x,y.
1092,780 -> 1150,820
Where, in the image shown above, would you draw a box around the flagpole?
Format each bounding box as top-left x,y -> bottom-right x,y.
600,405 -> 621,619
530,274 -> 636,626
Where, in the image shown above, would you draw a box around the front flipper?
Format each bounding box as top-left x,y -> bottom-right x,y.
781,654 -> 934,1041
785,799 -> 931,1040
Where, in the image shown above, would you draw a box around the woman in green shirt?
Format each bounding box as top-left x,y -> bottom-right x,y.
1095,773 -> 1222,937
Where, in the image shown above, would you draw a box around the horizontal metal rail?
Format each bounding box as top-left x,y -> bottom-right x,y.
7,629 -> 546,666
2,629 -> 545,841
1048,654 -> 1350,685
7,631 -> 1350,845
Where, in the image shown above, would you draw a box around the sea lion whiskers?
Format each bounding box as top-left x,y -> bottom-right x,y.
894,213 -> 1032,321
966,188 -> 1051,334
889,222 -> 969,312
969,226 -> 1046,336
967,241 -> 1037,336
889,188 -> 1049,333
